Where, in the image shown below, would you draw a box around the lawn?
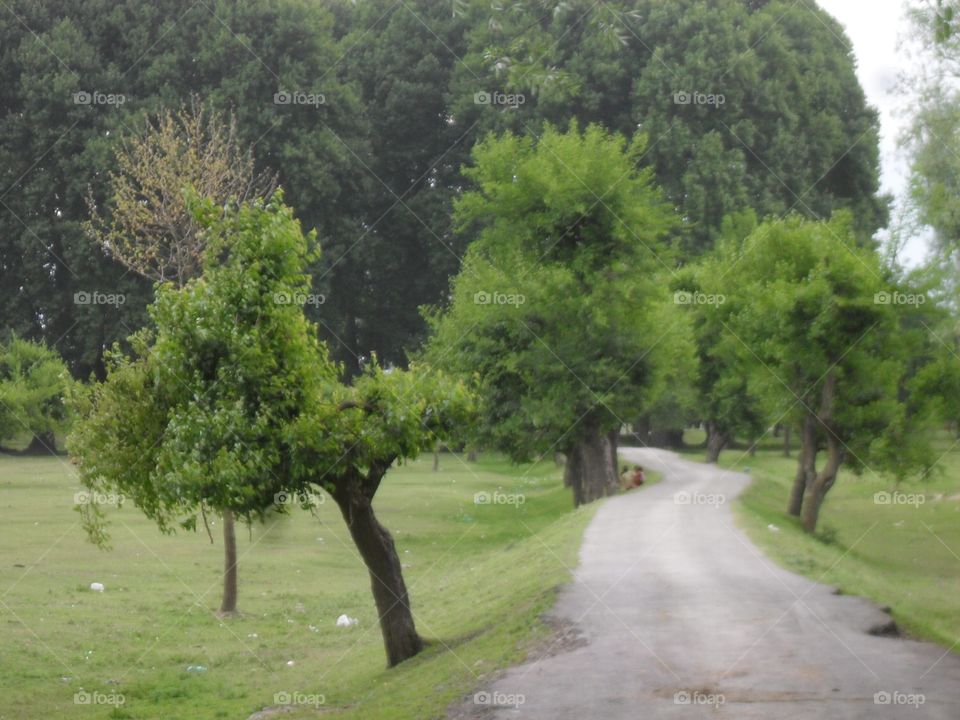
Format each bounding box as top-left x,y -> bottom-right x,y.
0,451 -> 596,720
703,431 -> 960,651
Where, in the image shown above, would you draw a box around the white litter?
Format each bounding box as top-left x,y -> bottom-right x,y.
336,614 -> 358,627
285,660 -> 295,667
89,582 -> 105,592
767,524 -> 780,533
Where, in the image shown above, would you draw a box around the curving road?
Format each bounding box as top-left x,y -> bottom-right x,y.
475,447 -> 960,719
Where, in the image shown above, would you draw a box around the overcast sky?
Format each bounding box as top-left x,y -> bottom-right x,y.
815,0 -> 927,265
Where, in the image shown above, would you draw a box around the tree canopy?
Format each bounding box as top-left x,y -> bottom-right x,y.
425,122 -> 694,505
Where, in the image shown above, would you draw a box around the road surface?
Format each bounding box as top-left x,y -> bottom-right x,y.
473,447 -> 960,719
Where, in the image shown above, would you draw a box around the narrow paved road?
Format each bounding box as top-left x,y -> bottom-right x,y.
480,447 -> 960,719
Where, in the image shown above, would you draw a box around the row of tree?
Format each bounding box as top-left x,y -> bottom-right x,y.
62,116 -> 953,669
4,0 -> 957,672
1,0 -> 886,378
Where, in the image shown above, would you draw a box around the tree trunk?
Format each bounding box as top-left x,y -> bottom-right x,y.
219,509 -> 238,615
564,431 -> 619,507
788,413 -> 817,517
606,428 -> 621,496
563,443 -> 584,506
432,448 -> 439,471
705,420 -> 726,464
466,449 -> 477,462
334,491 -> 422,666
748,436 -> 757,457
634,414 -> 651,446
798,372 -> 842,532
801,434 -> 844,533
783,424 -> 792,457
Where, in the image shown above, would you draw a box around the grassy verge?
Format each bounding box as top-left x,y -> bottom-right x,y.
704,433 -> 960,650
0,451 -> 596,720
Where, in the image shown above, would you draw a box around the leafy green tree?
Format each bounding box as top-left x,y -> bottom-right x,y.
899,1 -> 960,444
677,211 -> 766,462
81,100 -> 277,613
294,362 -> 474,665
447,0 -> 888,252
722,214 -> 934,532
0,336 -> 71,453
425,123 -> 692,505
70,191 -> 473,662
69,191 -> 333,614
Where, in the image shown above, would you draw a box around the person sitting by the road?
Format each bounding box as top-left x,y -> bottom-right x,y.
623,465 -> 645,489
620,465 -> 633,486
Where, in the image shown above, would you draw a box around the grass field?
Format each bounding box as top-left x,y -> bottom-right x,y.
0,451 -> 598,720
696,431 -> 960,651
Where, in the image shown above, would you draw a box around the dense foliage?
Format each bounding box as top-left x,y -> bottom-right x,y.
1,0 -> 885,378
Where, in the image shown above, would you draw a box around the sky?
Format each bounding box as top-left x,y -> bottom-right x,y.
815,0 -> 928,265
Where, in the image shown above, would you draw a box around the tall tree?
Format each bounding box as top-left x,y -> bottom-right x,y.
69,191 -> 333,615
81,100 -> 275,614
71,191 -> 473,662
721,214 -> 934,532
678,211 -> 766,463
424,123 -> 693,505
447,0 -> 888,252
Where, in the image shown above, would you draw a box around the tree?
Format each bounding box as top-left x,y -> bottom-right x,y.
80,100 -> 274,614
721,214 -> 934,532
0,336 -> 71,453
329,0 -> 472,371
294,363 -> 473,665
898,1 -> 960,446
447,0 -> 888,252
678,211 -> 766,463
424,123 -> 692,506
69,191 -> 333,615
70,192 -> 473,662
85,99 -> 275,286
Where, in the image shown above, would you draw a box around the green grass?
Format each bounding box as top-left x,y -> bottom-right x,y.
700,430 -> 960,650
0,451 -> 596,720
